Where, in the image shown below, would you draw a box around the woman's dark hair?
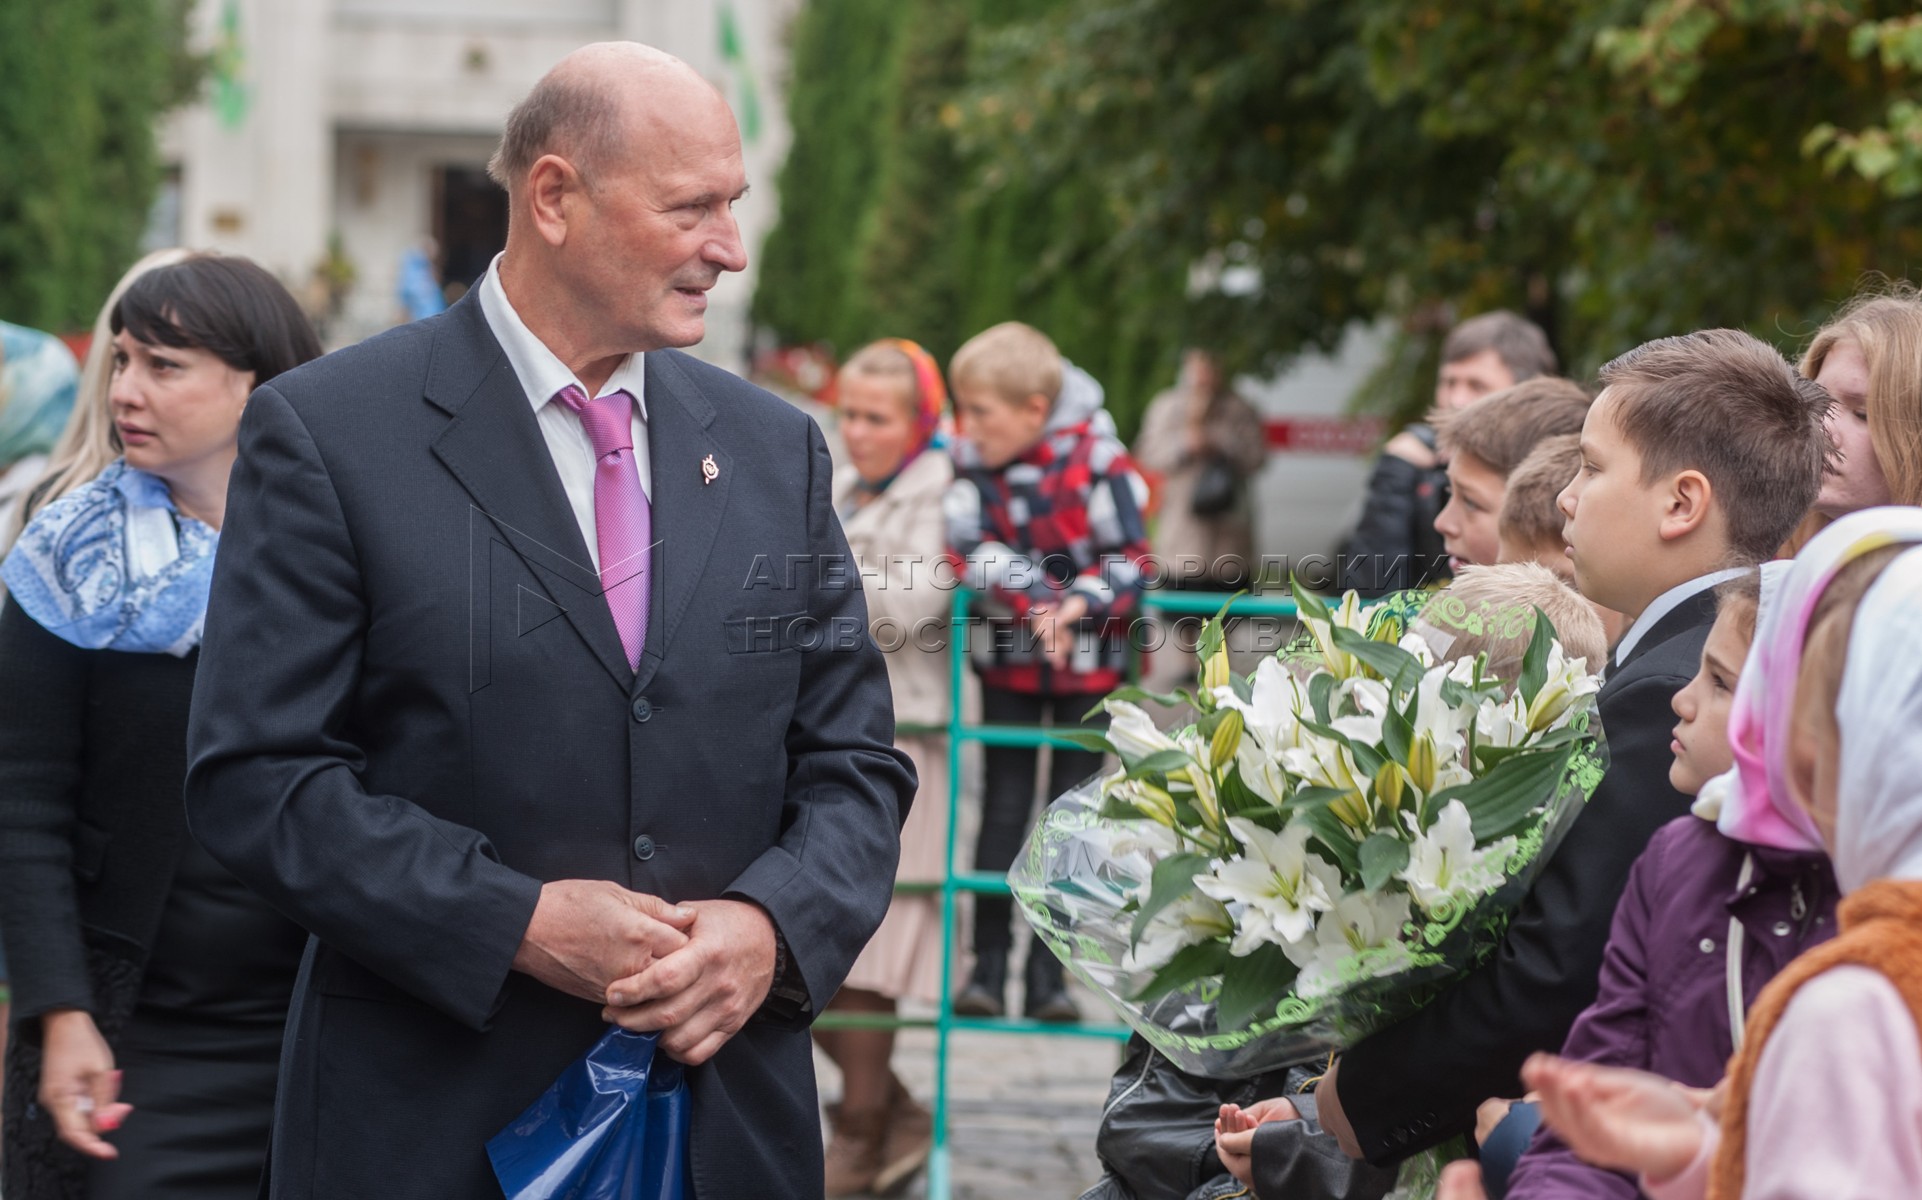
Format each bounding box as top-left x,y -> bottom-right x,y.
111,253 -> 322,385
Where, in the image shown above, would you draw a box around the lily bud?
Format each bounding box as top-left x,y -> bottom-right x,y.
1210,709 -> 1244,771
1373,760 -> 1407,814
1408,731 -> 1439,794
1135,783 -> 1179,827
1201,641 -> 1233,694
1330,788 -> 1372,831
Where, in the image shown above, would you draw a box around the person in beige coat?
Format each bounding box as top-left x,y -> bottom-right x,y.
1134,350 -> 1268,688
1133,349 -> 1269,589
818,339 -> 955,1196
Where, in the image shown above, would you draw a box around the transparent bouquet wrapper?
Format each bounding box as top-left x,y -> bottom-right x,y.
1010,723 -> 1607,1081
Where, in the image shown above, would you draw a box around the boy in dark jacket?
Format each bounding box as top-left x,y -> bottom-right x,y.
944,321 -> 1150,1020
1337,311 -> 1558,595
1314,330 -> 1833,1164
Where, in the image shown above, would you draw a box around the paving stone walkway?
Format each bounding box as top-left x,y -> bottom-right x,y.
814,985 -> 1123,1199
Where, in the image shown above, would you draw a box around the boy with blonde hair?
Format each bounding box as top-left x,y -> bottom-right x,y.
1317,328 -> 1832,1167
944,321 -> 1150,1021
1419,562 -> 1607,676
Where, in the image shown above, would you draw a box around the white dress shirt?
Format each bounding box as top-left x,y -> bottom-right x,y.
1612,567 -> 1746,667
477,255 -> 650,572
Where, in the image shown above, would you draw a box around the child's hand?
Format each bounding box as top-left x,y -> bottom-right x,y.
1475,1096 -> 1518,1147
1241,1096 -> 1300,1125
1524,1054 -> 1706,1183
1214,1122 -> 1256,1186
1439,1161 -> 1491,1200
1028,594 -> 1091,668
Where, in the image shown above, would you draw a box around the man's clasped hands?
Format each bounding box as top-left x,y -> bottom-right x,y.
511,879 -> 780,1066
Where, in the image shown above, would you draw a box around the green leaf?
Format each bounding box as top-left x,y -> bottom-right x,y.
1382,698 -> 1414,766
1433,743 -> 1577,842
1215,941 -> 1300,1029
1294,806 -> 1361,873
1518,606 -> 1554,709
1331,623 -> 1422,692
1054,729 -> 1118,756
1132,939 -> 1232,1005
1229,671 -> 1254,706
1130,852 -> 1212,944
1197,615 -> 1226,663
1126,748 -> 1196,778
1290,573 -> 1333,627
1309,672 -> 1335,725
1359,832 -> 1411,891
1085,685 -> 1186,721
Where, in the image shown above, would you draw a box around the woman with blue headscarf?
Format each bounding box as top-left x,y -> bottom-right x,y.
0,254 -> 321,1200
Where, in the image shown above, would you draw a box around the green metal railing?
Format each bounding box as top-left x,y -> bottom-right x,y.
817,587 -> 1302,1200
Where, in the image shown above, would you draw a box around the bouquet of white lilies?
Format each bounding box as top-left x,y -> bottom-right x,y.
1011,582 -> 1607,1079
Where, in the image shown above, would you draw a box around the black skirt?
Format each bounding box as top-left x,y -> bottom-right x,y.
85,838 -> 305,1200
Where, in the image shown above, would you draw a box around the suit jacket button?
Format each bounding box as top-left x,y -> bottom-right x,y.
631,696 -> 653,722
633,835 -> 656,861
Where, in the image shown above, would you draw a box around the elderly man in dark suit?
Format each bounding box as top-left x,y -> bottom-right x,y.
184,43 -> 913,1199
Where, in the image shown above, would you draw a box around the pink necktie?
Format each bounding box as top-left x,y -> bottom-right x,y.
555,385 -> 650,670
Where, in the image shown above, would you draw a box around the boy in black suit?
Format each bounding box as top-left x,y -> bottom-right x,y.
1311,330 -> 1832,1166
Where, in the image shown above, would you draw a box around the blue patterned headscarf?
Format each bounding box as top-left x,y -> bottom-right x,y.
1,459 -> 217,656
0,320 -> 80,466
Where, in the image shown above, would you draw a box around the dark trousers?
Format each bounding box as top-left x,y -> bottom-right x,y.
972,685 -> 1105,956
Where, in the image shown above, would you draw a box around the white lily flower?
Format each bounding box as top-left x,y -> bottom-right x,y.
1329,712 -> 1385,747
1124,891 -> 1235,973
1196,818 -> 1341,954
1236,736 -> 1292,807
1306,590 -> 1370,678
1474,694 -> 1532,751
1171,730 -> 1224,833
1397,631 -> 1438,668
1398,800 -> 1515,914
1525,642 -> 1602,732
1107,699 -> 1178,762
1216,659 -> 1310,753
1293,890 -> 1416,999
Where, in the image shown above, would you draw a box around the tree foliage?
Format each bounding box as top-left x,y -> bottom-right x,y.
760,0 -> 1922,426
0,0 -> 199,331
756,0 -> 1187,432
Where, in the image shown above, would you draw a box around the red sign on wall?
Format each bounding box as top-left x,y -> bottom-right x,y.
1261,416 -> 1384,456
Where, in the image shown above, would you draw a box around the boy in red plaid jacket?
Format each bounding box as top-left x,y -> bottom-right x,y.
943,322 -> 1150,1021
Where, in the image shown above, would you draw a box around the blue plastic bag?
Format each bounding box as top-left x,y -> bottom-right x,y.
487,1026 -> 692,1200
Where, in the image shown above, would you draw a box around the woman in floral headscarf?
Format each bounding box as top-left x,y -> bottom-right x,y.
815,339 -> 954,1197
1443,506 -> 1922,1200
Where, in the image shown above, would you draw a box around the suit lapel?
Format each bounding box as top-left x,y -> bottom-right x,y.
633,351 -> 731,696
1611,584 -> 1723,677
424,296 -> 634,692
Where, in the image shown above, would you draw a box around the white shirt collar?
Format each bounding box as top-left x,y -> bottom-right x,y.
1613,567 -> 1747,667
477,254 -> 647,417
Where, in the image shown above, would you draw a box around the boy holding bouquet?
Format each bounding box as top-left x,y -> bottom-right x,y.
944,322 -> 1151,1020
1313,330 -> 1832,1165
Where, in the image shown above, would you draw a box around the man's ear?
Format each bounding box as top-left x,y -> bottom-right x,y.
1657,469 -> 1714,542
524,154 -> 583,248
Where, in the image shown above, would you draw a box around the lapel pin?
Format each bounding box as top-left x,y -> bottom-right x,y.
701,453 -> 719,485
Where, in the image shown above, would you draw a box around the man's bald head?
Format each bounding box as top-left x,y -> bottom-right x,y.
486,42 -> 717,192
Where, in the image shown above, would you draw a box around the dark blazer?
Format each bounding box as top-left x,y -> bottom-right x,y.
184,294 -> 914,1199
0,605 -> 196,1197
1332,586 -> 1721,1163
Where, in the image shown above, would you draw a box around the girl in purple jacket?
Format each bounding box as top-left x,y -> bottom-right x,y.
1494,564 -> 1839,1200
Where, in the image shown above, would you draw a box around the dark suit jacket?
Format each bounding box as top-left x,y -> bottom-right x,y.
1332,586 -> 1720,1163
183,294 -> 914,1199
